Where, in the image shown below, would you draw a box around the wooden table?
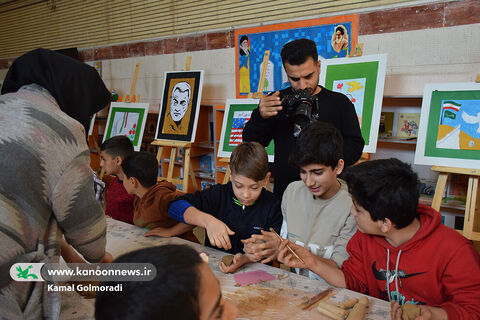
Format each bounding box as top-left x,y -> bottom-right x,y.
60,218 -> 390,320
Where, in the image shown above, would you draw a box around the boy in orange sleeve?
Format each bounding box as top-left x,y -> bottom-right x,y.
121,151 -> 197,242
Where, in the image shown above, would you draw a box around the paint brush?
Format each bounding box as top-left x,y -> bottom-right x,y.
269,227 -> 306,264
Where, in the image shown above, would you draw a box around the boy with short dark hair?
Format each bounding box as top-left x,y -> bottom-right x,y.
278,158 -> 480,319
168,142 -> 283,273
100,136 -> 135,224
243,38 -> 364,198
121,151 -> 197,242
95,244 -> 237,320
243,121 -> 356,279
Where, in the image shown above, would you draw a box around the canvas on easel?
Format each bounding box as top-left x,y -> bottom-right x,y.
415,82 -> 480,241
218,99 -> 274,162
319,54 -> 387,153
103,102 -> 150,151
414,83 -> 480,169
155,70 -> 204,142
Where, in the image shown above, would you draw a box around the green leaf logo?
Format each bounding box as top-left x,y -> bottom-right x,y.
16,265 -> 38,279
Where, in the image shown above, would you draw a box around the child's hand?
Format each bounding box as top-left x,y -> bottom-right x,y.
144,227 -> 171,237
204,216 -> 235,250
219,253 -> 247,274
101,252 -> 114,263
277,239 -> 311,269
241,230 -> 281,263
391,301 -> 403,320
391,301 -> 442,320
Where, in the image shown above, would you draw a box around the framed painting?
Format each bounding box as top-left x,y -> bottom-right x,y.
218,99 -> 274,162
414,83 -> 480,169
319,54 -> 387,153
103,102 -> 150,151
155,70 -> 204,142
235,14 -> 358,97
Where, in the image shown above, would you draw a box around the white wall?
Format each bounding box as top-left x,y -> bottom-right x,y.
89,22 -> 480,112
96,47 -> 236,112
2,23 -> 479,106
361,23 -> 480,96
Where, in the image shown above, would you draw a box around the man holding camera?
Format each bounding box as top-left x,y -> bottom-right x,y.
243,38 -> 364,199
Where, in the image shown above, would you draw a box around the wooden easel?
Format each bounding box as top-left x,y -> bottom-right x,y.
430,75 -> 480,242
430,166 -> 480,241
248,50 -> 270,99
220,157 -> 231,184
98,61 -> 141,180
123,62 -> 141,103
152,56 -> 198,193
151,139 -> 198,192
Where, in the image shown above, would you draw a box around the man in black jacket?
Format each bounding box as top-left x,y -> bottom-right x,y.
243,38 -> 364,199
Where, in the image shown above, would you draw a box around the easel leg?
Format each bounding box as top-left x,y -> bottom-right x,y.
167,147 -> 176,180
183,147 -> 198,192
431,173 -> 448,211
156,146 -> 164,178
464,176 -> 480,240
223,169 -> 230,184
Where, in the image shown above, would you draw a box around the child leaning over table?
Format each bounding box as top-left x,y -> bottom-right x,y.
121,151 -> 198,242
278,158 -> 480,320
242,121 -> 357,280
168,142 -> 283,273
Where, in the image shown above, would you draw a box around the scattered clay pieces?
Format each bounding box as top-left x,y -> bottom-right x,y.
221,255 -> 235,267
346,297 -> 369,320
199,252 -> 209,263
401,304 -> 420,320
338,297 -> 358,309
277,273 -> 289,280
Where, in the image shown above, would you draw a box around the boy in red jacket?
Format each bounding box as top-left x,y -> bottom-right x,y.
278,158 -> 480,319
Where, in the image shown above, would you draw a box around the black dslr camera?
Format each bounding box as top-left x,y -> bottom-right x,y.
282,89 -> 319,136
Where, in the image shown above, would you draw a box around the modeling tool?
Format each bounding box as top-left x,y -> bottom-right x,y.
269,227 -> 305,264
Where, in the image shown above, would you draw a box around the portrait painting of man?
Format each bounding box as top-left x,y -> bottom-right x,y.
162,81 -> 192,135
155,71 -> 204,142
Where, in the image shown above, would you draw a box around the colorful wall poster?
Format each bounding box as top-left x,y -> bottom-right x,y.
235,14 -> 358,97
218,99 -> 274,162
415,83 -> 480,169
319,54 -> 387,153
103,102 -> 150,151
155,70 -> 204,142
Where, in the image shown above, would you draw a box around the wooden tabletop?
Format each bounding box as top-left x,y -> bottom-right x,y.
59,218 -> 391,320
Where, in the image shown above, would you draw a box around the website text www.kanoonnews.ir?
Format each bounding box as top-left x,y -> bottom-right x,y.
10,262 -> 156,292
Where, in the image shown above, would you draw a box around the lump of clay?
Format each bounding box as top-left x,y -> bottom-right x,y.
401,303 -> 420,320
221,255 -> 235,267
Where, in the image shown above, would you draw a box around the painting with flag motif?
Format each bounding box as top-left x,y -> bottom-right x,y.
103,102 -> 150,151
218,99 -> 274,161
415,83 -> 480,169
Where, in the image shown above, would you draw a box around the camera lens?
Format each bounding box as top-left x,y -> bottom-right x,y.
295,102 -> 312,128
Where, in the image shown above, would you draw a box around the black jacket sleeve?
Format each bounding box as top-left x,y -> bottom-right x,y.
338,96 -> 364,166
177,183 -> 223,218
